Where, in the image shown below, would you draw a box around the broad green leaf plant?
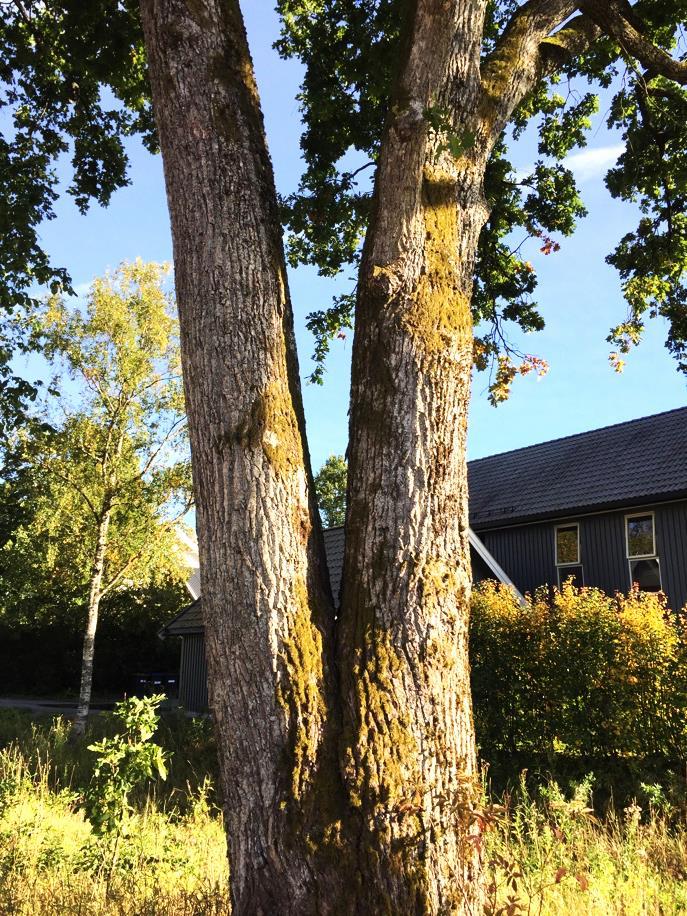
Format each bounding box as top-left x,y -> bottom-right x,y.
86,694 -> 168,875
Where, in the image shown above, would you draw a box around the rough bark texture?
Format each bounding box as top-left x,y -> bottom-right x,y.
139,1 -> 340,911
138,0 -> 610,911
339,1 -> 489,911
74,507 -> 111,737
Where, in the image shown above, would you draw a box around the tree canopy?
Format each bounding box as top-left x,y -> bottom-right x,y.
0,0 -> 150,430
314,454 -> 347,527
276,0 -> 687,398
1,2 -> 685,406
0,260 -> 192,702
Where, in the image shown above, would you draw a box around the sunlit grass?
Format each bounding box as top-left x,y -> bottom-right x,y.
1,710 -> 686,914
484,775 -> 687,915
0,741 -> 229,915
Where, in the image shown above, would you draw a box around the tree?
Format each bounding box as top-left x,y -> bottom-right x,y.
2,0 -> 687,910
314,454 -> 347,527
20,260 -> 192,734
139,3 -> 687,909
0,0 -> 154,434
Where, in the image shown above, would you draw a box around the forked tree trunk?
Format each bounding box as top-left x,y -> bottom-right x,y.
74,507 -> 112,737
139,1 -> 342,911
141,0 -> 491,911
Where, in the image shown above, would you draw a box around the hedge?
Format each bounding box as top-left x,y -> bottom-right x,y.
470,581 -> 687,758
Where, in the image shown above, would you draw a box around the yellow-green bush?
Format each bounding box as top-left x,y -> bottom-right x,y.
470,581 -> 687,758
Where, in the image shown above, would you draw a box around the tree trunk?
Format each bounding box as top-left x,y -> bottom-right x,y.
338,1 -> 489,910
74,507 -> 112,737
139,1 -> 342,911
141,0 -> 491,910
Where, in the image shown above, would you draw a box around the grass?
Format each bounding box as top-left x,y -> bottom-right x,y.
0,710 -> 228,915
483,775 -> 687,914
0,709 -> 685,914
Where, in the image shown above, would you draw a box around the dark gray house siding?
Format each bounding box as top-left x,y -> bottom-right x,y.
179,633 -> 208,712
476,498 -> 687,610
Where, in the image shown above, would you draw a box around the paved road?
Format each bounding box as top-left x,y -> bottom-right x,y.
0,697 -> 113,716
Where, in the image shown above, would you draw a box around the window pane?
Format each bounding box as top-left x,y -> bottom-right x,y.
630,558 -> 661,592
558,565 -> 583,588
556,526 -> 579,564
627,515 -> 654,557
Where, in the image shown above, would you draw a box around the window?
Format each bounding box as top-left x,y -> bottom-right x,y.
557,565 -> 584,588
626,513 -> 656,558
555,523 -> 583,587
626,513 -> 662,592
629,557 -> 662,592
556,524 -> 579,565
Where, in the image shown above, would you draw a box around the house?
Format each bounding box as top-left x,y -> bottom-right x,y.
161,406 -> 687,711
469,406 -> 687,604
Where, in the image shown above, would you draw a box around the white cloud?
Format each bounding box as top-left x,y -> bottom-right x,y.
514,142 -> 625,185
563,143 -> 625,181
72,281 -> 92,298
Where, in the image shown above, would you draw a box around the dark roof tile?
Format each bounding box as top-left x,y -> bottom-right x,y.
161,598 -> 203,636
468,406 -> 687,527
323,526 -> 345,604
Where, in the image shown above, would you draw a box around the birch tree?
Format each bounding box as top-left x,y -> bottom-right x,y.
34,260 -> 191,734
2,0 -> 687,910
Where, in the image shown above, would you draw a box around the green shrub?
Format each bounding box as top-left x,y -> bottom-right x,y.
471,581 -> 687,759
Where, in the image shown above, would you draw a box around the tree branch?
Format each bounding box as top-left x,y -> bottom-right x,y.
480,1 -> 582,140
538,14 -> 602,77
580,0 -> 687,85
47,463 -> 100,521
125,416 -> 187,483
100,507 -> 192,597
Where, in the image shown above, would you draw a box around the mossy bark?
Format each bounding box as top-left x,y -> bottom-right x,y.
338,1 -> 491,911
138,0 -> 512,912
139,1 -> 342,911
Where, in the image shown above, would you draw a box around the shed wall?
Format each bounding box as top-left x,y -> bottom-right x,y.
179,634 -> 209,712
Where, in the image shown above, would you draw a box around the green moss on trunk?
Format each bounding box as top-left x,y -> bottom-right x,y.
276,578 -> 328,802
400,168 -> 473,354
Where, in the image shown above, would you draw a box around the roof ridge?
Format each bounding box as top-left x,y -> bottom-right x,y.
468,405 -> 687,466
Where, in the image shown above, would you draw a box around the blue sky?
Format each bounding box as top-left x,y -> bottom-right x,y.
27,5 -> 687,472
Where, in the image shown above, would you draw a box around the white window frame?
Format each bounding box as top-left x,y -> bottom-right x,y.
557,564 -> 584,589
625,511 -> 662,591
555,522 -> 580,567
628,556 -> 663,592
625,511 -> 656,559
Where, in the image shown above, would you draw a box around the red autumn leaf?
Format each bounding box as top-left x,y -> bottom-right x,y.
576,873 -> 590,892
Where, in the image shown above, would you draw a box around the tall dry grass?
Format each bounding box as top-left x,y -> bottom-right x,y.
1,711 -> 686,914
483,775 -> 687,915
0,712 -> 228,915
